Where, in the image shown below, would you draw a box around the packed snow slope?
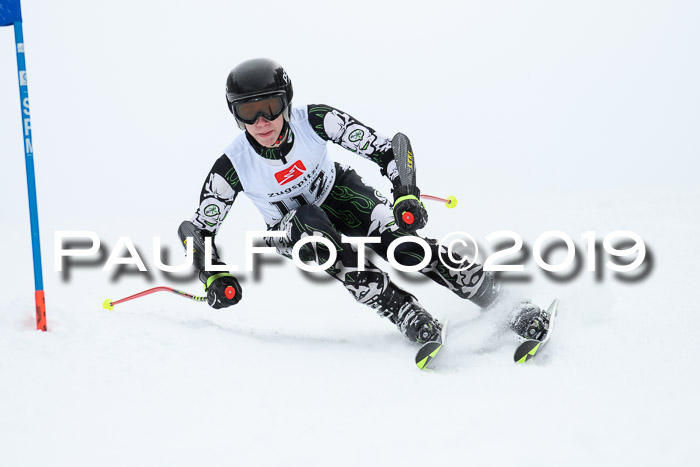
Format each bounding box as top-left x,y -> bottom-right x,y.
1,1 -> 698,466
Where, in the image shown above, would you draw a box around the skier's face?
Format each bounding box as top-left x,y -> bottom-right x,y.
245,114 -> 285,148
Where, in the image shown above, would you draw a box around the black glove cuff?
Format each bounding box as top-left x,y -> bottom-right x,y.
199,267 -> 230,287
393,184 -> 421,201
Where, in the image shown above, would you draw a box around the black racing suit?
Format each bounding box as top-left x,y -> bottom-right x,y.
184,104 -> 499,320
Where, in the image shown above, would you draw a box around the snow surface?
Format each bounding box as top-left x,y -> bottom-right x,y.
1,1 -> 699,466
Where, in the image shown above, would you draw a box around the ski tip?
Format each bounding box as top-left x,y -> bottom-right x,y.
102,299 -> 114,310
514,340 -> 540,363
415,342 -> 442,370
415,319 -> 448,370
416,356 -> 430,370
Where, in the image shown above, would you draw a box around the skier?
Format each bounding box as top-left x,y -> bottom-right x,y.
178,58 -> 549,344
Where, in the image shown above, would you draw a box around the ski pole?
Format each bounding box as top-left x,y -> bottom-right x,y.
103,286 -> 236,310
421,194 -> 457,208
401,193 -> 458,225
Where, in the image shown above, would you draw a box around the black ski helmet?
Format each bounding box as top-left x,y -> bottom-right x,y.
225,58 -> 293,130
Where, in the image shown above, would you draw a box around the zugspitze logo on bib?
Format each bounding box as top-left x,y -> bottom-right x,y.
275,160 -> 306,185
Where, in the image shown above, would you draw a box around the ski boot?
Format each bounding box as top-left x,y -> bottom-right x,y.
371,282 -> 442,343
396,299 -> 443,343
509,300 -> 550,341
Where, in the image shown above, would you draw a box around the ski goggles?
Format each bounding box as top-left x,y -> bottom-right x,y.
232,94 -> 288,124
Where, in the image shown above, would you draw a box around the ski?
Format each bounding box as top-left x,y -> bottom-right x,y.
415,319 -> 448,370
513,299 -> 559,363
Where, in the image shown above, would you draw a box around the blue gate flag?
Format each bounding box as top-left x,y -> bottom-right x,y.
0,0 -> 22,27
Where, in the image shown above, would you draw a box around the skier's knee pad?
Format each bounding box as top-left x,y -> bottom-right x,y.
294,204 -> 331,228
266,205 -> 338,259
286,205 -> 343,263
289,205 -> 336,240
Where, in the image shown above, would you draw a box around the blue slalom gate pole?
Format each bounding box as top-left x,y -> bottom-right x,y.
2,0 -> 47,331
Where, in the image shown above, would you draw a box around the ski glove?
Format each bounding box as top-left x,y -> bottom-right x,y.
205,273 -> 242,309
393,185 -> 428,232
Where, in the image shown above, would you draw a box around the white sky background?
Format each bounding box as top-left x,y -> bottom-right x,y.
1,2 -> 700,466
